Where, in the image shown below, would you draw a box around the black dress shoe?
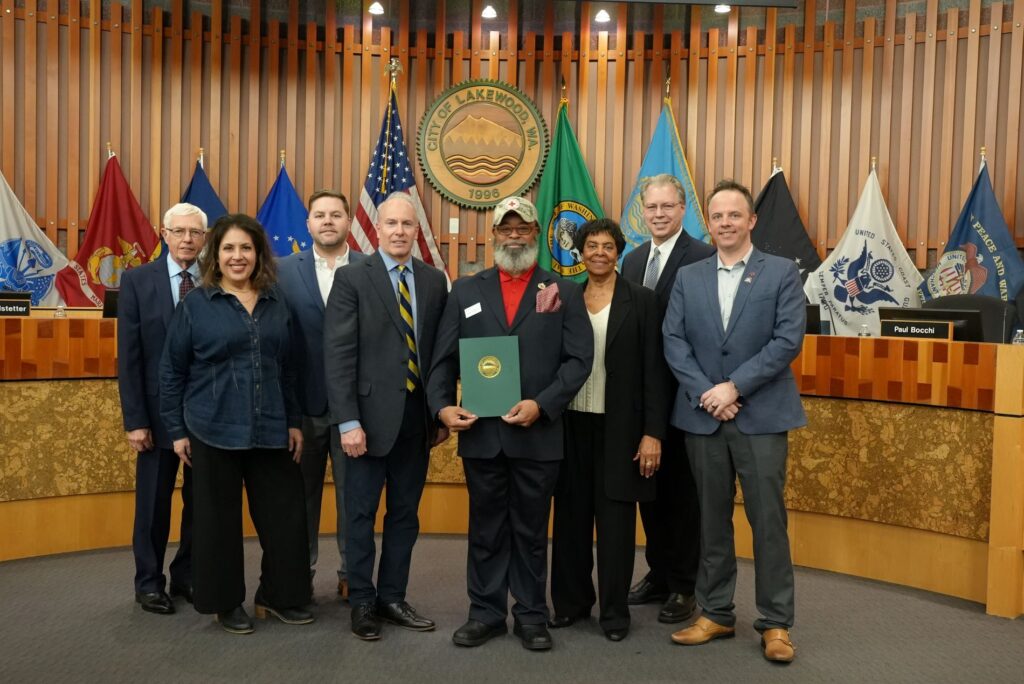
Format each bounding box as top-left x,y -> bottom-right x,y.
254,591 -> 315,625
627,576 -> 669,605
605,628 -> 629,642
169,583 -> 193,604
377,601 -> 436,631
215,606 -> 254,634
135,591 -> 175,615
658,593 -> 697,624
351,603 -> 382,640
547,614 -> 577,629
452,619 -> 507,647
513,622 -> 553,651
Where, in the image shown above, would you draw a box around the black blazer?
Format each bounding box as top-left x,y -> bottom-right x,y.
323,252 -> 448,456
621,231 -> 717,310
117,254 -> 176,449
277,248 -> 366,417
426,266 -> 594,462
582,276 -> 670,503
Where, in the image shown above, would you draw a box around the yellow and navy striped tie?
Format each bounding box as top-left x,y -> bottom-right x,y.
397,265 -> 419,391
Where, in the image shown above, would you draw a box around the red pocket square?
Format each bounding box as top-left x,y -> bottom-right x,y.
536,283 -> 562,313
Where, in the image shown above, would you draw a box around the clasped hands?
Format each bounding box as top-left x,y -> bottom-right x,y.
438,399 -> 541,432
700,381 -> 742,421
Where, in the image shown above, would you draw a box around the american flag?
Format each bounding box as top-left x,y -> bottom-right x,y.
352,85 -> 446,272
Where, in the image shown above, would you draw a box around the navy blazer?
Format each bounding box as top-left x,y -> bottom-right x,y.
621,231 -> 716,311
324,252 -> 448,457
662,248 -> 807,436
277,248 -> 366,417
117,255 -> 177,450
426,267 -> 594,462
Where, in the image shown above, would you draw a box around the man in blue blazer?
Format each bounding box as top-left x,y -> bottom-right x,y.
277,190 -> 365,600
663,180 -> 805,663
118,203 -> 207,614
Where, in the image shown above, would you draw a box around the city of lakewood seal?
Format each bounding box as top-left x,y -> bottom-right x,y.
418,80 -> 549,209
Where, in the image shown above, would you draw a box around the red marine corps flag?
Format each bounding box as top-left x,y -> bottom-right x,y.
56,152 -> 159,306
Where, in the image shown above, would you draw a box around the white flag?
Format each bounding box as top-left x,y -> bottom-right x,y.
804,170 -> 922,336
0,171 -> 68,306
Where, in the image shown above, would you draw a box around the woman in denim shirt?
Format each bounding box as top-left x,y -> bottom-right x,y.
160,213 -> 313,634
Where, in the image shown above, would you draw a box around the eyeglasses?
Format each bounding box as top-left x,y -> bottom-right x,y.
494,225 -> 537,237
643,202 -> 682,213
166,228 -> 206,239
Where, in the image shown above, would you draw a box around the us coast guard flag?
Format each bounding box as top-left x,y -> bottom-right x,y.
919,162 -> 1024,302
0,170 -> 68,305
804,170 -> 922,336
620,99 -> 708,256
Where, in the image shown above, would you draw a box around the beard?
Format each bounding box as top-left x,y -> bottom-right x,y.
493,241 -> 538,275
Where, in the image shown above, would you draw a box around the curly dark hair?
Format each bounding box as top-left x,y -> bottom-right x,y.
200,213 -> 278,291
574,217 -> 627,255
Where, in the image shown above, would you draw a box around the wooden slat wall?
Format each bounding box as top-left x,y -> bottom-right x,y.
0,0 -> 1022,271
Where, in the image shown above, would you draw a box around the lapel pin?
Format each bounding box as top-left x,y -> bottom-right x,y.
538,283 -> 546,289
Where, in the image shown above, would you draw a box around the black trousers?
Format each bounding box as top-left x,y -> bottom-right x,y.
132,446 -> 192,593
551,411 -> 637,631
344,390 -> 429,607
637,426 -> 700,594
190,437 -> 311,614
299,412 -> 347,580
462,453 -> 560,627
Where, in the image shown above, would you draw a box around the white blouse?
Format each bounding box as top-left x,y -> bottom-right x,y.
569,303 -> 610,414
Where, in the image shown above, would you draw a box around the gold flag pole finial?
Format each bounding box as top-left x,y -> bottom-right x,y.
280,149 -> 286,167
385,57 -> 403,89
560,76 -> 568,105
106,141 -> 113,159
198,147 -> 205,168
771,156 -> 779,173
980,146 -> 987,163
664,76 -> 671,97
871,156 -> 877,171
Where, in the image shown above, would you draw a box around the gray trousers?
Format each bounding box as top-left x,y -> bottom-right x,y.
299,412 -> 347,580
685,422 -> 794,631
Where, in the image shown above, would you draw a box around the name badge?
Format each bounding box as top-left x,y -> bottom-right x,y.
464,302 -> 482,318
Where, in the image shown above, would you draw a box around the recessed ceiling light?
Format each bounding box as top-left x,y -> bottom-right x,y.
714,4 -> 732,14
482,5 -> 497,19
595,9 -> 611,23
369,2 -> 384,16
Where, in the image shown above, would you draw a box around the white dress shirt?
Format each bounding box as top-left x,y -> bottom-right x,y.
314,246 -> 350,305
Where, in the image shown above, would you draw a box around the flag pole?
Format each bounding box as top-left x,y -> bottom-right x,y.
198,147 -> 205,168
106,142 -> 114,159
771,156 -> 780,175
979,145 -> 987,171
279,149 -> 286,169
870,156 -> 877,172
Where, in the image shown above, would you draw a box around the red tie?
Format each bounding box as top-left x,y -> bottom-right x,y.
178,271 -> 194,304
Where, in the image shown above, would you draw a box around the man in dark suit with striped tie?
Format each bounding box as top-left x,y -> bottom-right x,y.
323,192 -> 448,641
621,174 -> 716,624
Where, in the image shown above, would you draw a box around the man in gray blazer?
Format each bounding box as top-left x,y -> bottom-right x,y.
663,180 -> 805,663
324,192 -> 448,641
621,174 -> 715,624
278,190 -> 365,600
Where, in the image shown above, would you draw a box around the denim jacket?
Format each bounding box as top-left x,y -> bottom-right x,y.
159,284 -> 301,450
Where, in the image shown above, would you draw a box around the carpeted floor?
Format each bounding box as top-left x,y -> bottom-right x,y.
2,534 -> 1023,683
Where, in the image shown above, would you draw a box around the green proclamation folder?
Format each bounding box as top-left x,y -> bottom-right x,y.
459,336 -> 521,417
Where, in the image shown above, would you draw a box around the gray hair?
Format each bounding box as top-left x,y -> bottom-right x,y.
162,203 -> 209,230
377,191 -> 419,219
639,173 -> 687,207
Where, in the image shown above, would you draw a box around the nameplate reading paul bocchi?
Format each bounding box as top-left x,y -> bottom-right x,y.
880,319 -> 952,340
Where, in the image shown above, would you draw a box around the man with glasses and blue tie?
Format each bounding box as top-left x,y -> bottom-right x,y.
621,174 -> 715,625
118,203 -> 208,615
323,192 -> 448,641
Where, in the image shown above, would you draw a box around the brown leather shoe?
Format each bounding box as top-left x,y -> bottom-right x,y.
670,616 -> 735,645
338,579 -> 349,600
761,628 -> 795,663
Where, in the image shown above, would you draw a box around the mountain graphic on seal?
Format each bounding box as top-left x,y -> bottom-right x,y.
443,116 -> 523,184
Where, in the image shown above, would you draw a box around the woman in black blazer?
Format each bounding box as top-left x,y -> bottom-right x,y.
549,218 -> 671,641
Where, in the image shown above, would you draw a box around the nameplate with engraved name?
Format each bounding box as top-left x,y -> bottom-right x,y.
0,292 -> 31,317
880,319 -> 952,340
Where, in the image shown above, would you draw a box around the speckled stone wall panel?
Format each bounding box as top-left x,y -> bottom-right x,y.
0,380 -> 135,502
788,397 -> 992,541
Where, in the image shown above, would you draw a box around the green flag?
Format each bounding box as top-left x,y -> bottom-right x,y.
535,99 -> 604,282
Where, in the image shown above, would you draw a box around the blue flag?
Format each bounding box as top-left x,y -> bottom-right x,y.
920,163 -> 1024,302
181,161 -> 228,224
620,99 -> 708,257
256,165 -> 311,257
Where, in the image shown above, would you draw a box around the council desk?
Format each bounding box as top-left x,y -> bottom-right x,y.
1,316 -> 1022,618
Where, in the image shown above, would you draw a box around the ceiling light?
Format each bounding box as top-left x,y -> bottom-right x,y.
714,4 -> 731,13
369,2 -> 384,15
482,5 -> 497,19
595,9 -> 611,23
